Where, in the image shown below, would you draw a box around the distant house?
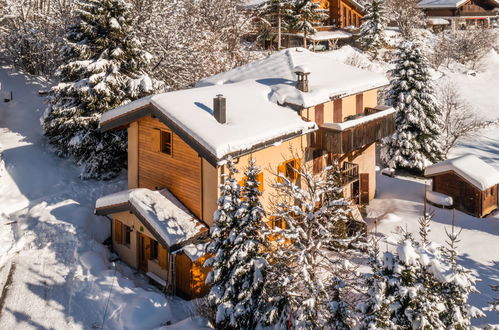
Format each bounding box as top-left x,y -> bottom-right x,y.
95,48 -> 395,299
425,155 -> 499,218
326,0 -> 365,28
417,0 -> 499,29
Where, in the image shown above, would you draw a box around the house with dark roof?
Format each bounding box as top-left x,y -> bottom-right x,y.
418,0 -> 499,29
94,48 -> 395,299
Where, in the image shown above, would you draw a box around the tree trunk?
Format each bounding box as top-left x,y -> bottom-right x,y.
278,11 -> 282,50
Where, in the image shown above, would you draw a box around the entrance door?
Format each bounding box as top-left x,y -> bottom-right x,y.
360,173 -> 369,204
137,233 -> 150,272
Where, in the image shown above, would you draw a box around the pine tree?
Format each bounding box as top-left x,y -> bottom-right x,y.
359,0 -> 388,59
261,156 -> 359,328
358,235 -> 395,330
259,0 -> 294,50
438,213 -> 485,328
205,159 -> 269,329
42,0 -> 163,179
381,40 -> 444,173
204,159 -> 242,328
291,0 -> 328,48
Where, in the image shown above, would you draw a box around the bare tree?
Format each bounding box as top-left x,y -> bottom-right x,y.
436,81 -> 483,156
386,0 -> 425,38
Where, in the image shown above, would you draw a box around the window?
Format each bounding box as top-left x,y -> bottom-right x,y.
122,224 -> 131,247
150,239 -> 159,261
268,216 -> 286,230
278,159 -> 300,183
160,130 -> 172,155
238,172 -> 264,193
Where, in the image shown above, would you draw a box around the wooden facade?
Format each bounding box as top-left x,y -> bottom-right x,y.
430,171 -> 498,217
328,0 -> 364,28
137,116 -> 202,219
421,0 -> 498,28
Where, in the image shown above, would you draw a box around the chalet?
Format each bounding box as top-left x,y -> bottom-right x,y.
95,48 -> 395,299
418,0 -> 499,29
425,155 -> 499,218
326,0 -> 365,28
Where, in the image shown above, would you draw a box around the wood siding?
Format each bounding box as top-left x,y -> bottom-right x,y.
138,116 -> 202,219
432,172 -> 498,217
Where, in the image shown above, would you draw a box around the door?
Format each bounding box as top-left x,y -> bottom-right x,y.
360,173 -> 369,204
459,182 -> 476,214
137,233 -> 150,272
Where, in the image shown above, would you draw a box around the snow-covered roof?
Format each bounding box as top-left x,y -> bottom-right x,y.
196,48 -> 388,108
176,242 -> 209,262
295,31 -> 353,41
427,18 -> 450,25
95,188 -> 207,249
417,0 -> 468,8
100,79 -> 316,163
425,155 -> 499,190
240,0 -> 266,9
321,106 -> 395,130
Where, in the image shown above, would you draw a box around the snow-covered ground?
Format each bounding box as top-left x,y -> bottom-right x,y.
0,66 -> 209,329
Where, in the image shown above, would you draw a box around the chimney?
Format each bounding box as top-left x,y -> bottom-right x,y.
294,65 -> 310,93
213,94 -> 227,124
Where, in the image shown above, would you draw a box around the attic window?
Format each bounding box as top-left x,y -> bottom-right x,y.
160,130 -> 172,155
238,172 -> 264,193
278,159 -> 300,183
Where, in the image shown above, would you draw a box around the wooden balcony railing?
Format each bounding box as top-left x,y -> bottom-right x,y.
459,4 -> 496,15
341,162 -> 359,186
314,106 -> 396,154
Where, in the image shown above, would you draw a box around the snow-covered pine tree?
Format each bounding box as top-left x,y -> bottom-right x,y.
359,0 -> 388,59
204,159 -> 242,328
42,0 -> 163,179
358,235 -> 395,330
381,40 -> 444,173
259,0 -> 294,49
221,159 -> 269,328
261,156 -> 359,328
291,0 -> 328,48
382,234 -> 446,329
438,215 -> 485,328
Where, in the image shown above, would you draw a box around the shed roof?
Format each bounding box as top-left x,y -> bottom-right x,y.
95,188 -> 208,250
424,155 -> 499,190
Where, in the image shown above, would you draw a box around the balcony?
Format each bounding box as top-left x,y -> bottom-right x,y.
459,4 -> 497,16
340,162 -> 359,186
315,105 -> 396,154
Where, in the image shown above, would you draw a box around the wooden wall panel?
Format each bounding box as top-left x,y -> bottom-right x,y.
138,116 -> 202,219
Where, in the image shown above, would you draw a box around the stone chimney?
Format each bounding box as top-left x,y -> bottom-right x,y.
213,94 -> 227,124
294,65 -> 311,92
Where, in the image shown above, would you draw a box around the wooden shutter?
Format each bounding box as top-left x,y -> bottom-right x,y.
360,173 -> 369,204
277,162 -> 286,183
158,244 -> 168,269
114,220 -> 123,244
257,172 -> 264,192
333,99 -> 342,122
152,128 -> 161,152
315,104 -> 324,125
356,94 -> 364,114
313,150 -> 323,174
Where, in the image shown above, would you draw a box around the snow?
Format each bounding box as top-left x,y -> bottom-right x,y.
96,188 -> 206,247
196,48 -> 389,108
179,242 -> 208,262
295,30 -> 353,41
425,155 -> 499,191
427,18 -> 450,25
417,0 -> 468,8
101,79 -> 317,160
0,66 -> 203,329
321,106 -> 395,130
426,190 -> 453,207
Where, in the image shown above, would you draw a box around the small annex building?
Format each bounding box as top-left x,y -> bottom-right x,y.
425,155 -> 499,217
95,188 -> 210,298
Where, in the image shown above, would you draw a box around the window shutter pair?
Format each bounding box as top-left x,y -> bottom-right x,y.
115,220 -> 123,244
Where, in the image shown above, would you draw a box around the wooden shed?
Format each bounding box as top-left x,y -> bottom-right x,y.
425,155 -> 499,218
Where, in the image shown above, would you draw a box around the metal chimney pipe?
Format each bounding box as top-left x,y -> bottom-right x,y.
213,94 -> 227,124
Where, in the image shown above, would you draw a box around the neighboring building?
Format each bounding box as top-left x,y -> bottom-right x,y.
418,0 -> 499,29
425,155 -> 499,218
326,0 -> 365,28
95,48 -> 395,299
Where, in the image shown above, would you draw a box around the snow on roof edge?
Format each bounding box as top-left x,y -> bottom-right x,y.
425,155 -> 499,191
